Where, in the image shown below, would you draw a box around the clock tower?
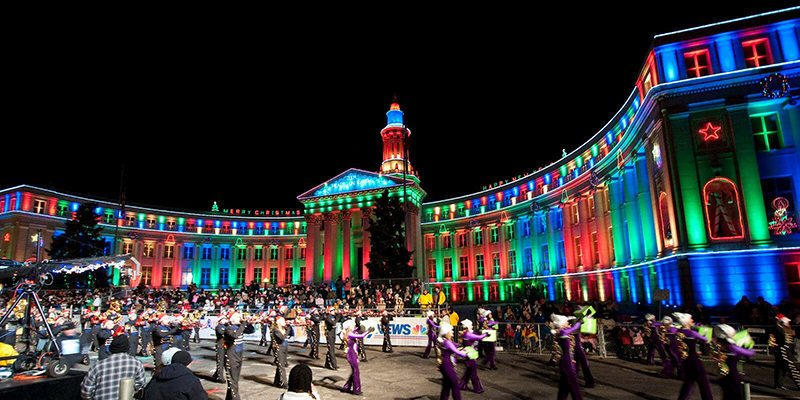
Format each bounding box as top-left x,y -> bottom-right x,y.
380,100 -> 417,179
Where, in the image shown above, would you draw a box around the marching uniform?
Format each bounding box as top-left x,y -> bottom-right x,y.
151,317 -> 178,367
438,323 -> 468,400
342,320 -> 371,395
272,318 -> 289,388
771,314 -> 800,390
223,319 -> 248,400
423,311 -> 440,359
663,317 -> 684,380
308,310 -> 321,359
125,313 -> 140,357
480,311 -> 498,370
324,310 -> 340,370
458,320 -> 487,393
674,313 -> 713,400
97,321 -> 114,361
354,313 -> 368,362
573,329 -> 594,388
644,314 -> 672,379
212,318 -> 228,384
553,314 -> 582,400
381,312 -> 393,353
715,324 -> 756,400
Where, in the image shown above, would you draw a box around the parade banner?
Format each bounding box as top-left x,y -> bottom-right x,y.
194,316 -> 429,347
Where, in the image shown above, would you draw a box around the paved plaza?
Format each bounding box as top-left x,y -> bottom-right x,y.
66,340 -> 799,400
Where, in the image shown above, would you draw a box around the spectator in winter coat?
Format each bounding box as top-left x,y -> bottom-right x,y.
143,350 -> 207,400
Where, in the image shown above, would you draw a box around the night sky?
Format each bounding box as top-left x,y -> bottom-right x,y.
4,4 -> 797,213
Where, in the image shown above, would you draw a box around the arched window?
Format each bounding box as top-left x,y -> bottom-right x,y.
658,192 -> 674,247
703,177 -> 744,240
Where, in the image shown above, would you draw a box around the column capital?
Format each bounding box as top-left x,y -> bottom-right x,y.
323,211 -> 340,223
361,207 -> 373,218
304,214 -> 322,226
340,209 -> 352,220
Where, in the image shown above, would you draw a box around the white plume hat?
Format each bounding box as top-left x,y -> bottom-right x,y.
461,319 -> 473,328
438,322 -> 453,337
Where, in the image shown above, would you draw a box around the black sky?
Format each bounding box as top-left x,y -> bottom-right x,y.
5,4 -> 797,213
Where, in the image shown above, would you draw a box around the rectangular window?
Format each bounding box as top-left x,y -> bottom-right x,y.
508,250 -> 517,274
476,254 -> 485,276
299,266 -> 306,282
283,267 -> 292,284
123,242 -> 134,255
574,237 -> 583,266
458,232 -> 467,248
219,268 -> 229,286
444,257 -> 452,278
254,267 -> 262,284
142,243 -> 154,258
442,235 -> 451,249
270,267 -> 278,284
684,49 -> 712,77
541,244 -> 550,269
254,247 -> 263,260
524,247 -> 533,274
557,241 -> 566,269
608,227 -> 615,263
220,248 -> 230,260
285,248 -> 294,260
200,267 -> 210,285
743,38 -> 771,68
490,227 -> 499,243
202,247 -> 213,260
300,247 -> 307,260
270,248 -> 279,260
142,266 -> 152,286
236,267 -> 245,285
459,255 -> 469,277
553,211 -> 563,230
751,113 -> 782,152
183,246 -> 194,260
588,196 -> 596,219
164,245 -> 174,259
427,259 -> 437,279
492,252 -> 500,275
426,236 -> 435,251
592,232 -> 599,265
505,224 -> 515,240
522,219 -> 530,237
571,203 -> 579,225
761,176 -> 797,233
33,199 -> 46,214
474,229 -> 483,245
237,247 -> 247,261
538,215 -> 547,234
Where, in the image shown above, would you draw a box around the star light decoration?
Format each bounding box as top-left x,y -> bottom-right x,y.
768,197 -> 796,235
698,122 -> 721,141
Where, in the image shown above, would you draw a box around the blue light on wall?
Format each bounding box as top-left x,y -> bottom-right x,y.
660,48 -> 679,82
778,25 -> 800,61
606,132 -> 614,146
715,37 -> 737,72
315,171 -> 395,197
71,203 -> 80,212
544,174 -> 551,185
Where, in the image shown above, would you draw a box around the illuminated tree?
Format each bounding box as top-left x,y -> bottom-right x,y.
47,203 -> 109,288
365,190 -> 414,280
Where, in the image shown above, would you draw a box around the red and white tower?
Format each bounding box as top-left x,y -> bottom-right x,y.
380,100 -> 416,178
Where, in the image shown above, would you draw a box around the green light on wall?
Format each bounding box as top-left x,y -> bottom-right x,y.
560,165 -> 568,177
138,214 -> 145,221
158,216 -> 165,223
591,144 -> 599,157
576,157 -> 583,169
178,218 -> 185,225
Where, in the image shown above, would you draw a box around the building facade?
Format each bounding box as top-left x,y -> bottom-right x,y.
2,8 -> 800,308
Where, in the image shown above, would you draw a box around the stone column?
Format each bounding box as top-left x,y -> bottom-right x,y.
323,212 -> 339,283
636,154 -> 659,260
305,214 -> 322,284
361,208 -> 372,280
340,209 -> 352,282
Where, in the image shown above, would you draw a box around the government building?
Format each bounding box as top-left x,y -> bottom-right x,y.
2,8 -> 800,308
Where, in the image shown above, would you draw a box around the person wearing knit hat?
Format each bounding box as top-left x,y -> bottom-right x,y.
458,319 -> 488,393
437,322 -> 469,400
772,313 -> 800,390
423,309 -> 440,359
279,364 -> 321,400
161,347 -> 180,366
142,349 -> 207,400
713,324 -> 756,399
672,312 -> 713,400
341,316 -> 373,395
80,333 -> 146,400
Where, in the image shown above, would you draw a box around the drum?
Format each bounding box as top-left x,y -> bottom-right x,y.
579,318 -> 597,335
481,329 -> 497,342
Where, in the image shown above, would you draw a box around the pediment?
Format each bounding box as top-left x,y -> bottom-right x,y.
297,168 -> 414,201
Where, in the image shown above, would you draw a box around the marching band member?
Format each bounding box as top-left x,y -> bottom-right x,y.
458,319 -> 487,393
341,319 -> 373,395
479,310 -> 498,370
125,310 -> 140,357
662,316 -> 683,379
381,310 -> 393,353
673,312 -> 713,400
273,316 -> 289,389
572,309 -> 594,388
212,312 -> 228,384
97,319 -> 115,361
140,309 -> 157,357
324,307 -> 340,370
308,308 -> 321,360
354,310 -> 368,362
180,311 -> 194,351
552,313 -> 582,400
438,322 -> 469,400
224,311 -> 249,400
152,315 -> 178,367
714,324 -> 756,400
771,313 -> 800,390
423,310 -> 440,359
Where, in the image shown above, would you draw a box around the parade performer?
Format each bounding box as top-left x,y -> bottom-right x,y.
713,324 -> 756,400
673,312 -> 713,400
662,316 -> 683,379
125,311 -> 140,357
342,319 -> 373,395
266,310 -> 278,357
324,307 -> 340,370
97,319 -> 114,361
212,313 -> 228,384
79,309 -> 97,365
552,313 -> 582,400
643,313 -> 673,378
193,310 -> 203,344
140,309 -> 156,357
438,322 -> 469,400
423,310 -> 440,359
152,315 -> 178,367
223,311 -> 249,400
770,313 -> 800,390
259,311 -> 270,348
354,310 -> 368,362
381,310 -> 393,353
458,319 -> 487,393
273,316 -> 289,388
572,315 -> 594,388
480,310 -> 498,370
308,308 -> 321,359
180,311 -> 194,351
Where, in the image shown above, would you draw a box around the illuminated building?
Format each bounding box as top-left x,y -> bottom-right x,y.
2,8 -> 800,308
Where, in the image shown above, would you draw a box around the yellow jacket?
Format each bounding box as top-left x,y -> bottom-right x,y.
418,293 -> 433,308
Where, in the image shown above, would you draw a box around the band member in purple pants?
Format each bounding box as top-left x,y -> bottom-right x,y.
423,310 -> 439,359
552,313 -> 582,400
438,323 -> 469,400
458,319 -> 488,393
342,319 -> 373,395
715,324 -> 756,400
662,316 -> 684,379
673,312 -> 713,400
644,313 -> 673,378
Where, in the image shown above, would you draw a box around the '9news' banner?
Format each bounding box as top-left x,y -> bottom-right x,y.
195,316 -> 429,347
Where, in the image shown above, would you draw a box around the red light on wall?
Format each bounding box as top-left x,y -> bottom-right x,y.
698,122 -> 721,141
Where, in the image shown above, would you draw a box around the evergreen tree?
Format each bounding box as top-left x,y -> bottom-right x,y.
47,203 -> 109,288
365,190 -> 414,279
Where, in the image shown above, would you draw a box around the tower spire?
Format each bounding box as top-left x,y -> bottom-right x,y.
380,98 -> 416,179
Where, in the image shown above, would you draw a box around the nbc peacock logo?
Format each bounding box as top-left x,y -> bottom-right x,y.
411,325 -> 427,335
